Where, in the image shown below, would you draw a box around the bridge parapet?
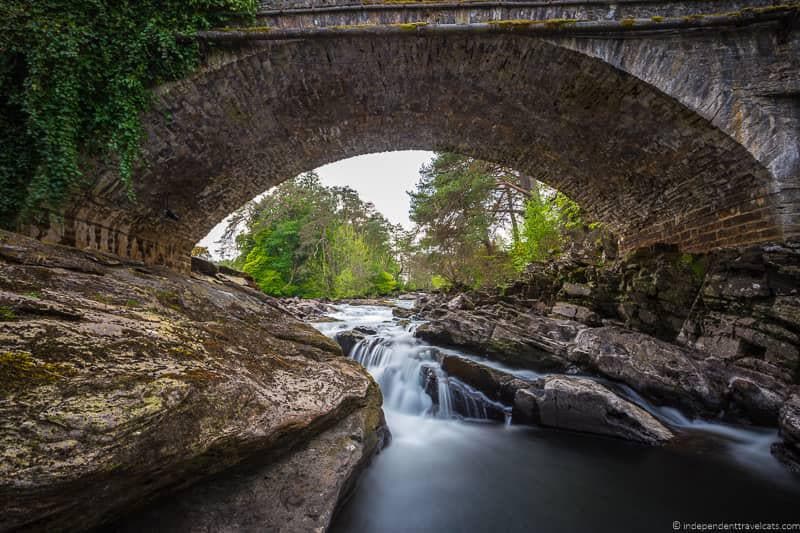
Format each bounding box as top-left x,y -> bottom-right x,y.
253,0 -> 795,29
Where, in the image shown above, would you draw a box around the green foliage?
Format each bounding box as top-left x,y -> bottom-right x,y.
430,274 -> 451,291
0,1 -> 256,227
408,153 -> 519,289
407,153 -> 590,282
511,189 -> 582,266
511,194 -> 561,267
679,252 -> 707,282
230,172 -> 400,299
511,189 -> 585,268
0,306 -> 17,321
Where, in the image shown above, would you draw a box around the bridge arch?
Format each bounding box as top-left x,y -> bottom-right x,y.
30,27 -> 792,268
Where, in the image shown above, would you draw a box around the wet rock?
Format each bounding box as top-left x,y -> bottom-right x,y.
420,363 -> 507,421
415,310 -> 582,371
724,376 -> 784,426
513,376 -> 674,445
446,293 -> 475,311
441,355 -> 530,405
0,231 -> 385,532
334,329 -> 368,356
570,326 -> 722,415
392,307 -> 415,319
446,378 -> 506,421
773,394 -> 800,473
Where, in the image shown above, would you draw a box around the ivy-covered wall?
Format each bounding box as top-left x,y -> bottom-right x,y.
0,1 -> 256,228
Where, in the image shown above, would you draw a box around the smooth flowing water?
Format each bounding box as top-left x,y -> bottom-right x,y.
316,303 -> 800,533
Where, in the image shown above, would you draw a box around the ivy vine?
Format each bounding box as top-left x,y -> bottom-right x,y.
0,1 -> 256,228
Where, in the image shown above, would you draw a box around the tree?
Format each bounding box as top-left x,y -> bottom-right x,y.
228,172 -> 400,298
406,152 -> 590,287
407,153 -> 529,288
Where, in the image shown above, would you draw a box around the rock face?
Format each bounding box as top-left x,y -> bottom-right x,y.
679,244 -> 800,391
570,326 -> 723,416
106,403 -> 388,532
513,376 -> 674,445
415,308 -> 582,371
0,231 -> 387,532
773,394 -> 800,473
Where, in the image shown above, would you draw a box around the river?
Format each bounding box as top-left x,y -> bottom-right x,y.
316,303 -> 800,533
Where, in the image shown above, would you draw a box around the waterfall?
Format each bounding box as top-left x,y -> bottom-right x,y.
317,304 -> 501,421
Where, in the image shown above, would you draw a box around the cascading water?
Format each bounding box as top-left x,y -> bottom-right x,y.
317,304 -> 495,420
316,302 -> 800,533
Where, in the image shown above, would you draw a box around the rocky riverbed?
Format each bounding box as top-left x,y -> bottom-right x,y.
317,302 -> 800,532
2,230 -> 798,532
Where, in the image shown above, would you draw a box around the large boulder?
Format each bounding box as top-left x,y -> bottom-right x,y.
415,309 -> 583,371
570,326 -> 723,415
513,376 -> 674,445
334,328 -> 373,356
105,396 -> 388,532
724,375 -> 785,426
441,355 -> 530,405
0,231 -> 387,532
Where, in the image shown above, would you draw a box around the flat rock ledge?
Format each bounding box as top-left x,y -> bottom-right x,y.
0,231 -> 388,532
514,376 -> 674,445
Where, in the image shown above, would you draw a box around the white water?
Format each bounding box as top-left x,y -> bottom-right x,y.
316,302 -> 792,479
316,304 -> 506,420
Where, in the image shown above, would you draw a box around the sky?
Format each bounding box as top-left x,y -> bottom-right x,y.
197,150 -> 434,259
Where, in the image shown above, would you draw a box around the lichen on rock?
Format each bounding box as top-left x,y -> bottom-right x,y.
0,230 -> 387,532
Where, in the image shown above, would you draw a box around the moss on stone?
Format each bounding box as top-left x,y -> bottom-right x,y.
223,25 -> 271,33
650,16 -> 664,22
91,293 -> 113,305
487,19 -> 533,29
0,351 -> 73,394
621,18 -> 636,27
154,289 -> 182,311
0,306 -> 16,321
487,18 -> 578,30
391,21 -> 428,30
679,253 -> 707,282
543,18 -> 578,29
330,23 -> 376,30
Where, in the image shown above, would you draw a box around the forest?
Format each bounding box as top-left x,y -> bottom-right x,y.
209,153 -> 587,298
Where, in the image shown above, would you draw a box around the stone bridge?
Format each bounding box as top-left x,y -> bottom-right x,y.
25,0 -> 800,269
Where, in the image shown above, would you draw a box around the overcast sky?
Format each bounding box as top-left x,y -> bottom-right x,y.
197,150 -> 434,259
